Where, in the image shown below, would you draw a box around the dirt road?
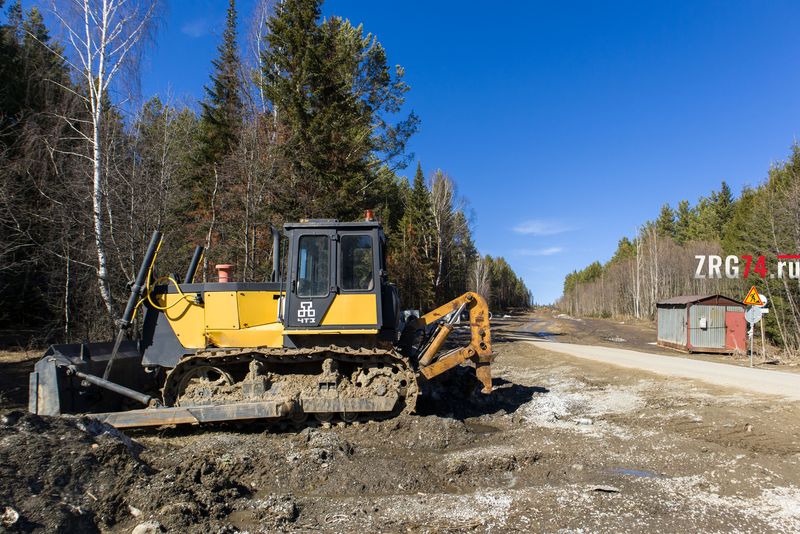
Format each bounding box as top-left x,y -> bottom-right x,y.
2,316 -> 800,532
525,340 -> 800,400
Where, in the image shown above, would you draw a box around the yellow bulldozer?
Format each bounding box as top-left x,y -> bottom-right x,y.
28,215 -> 494,428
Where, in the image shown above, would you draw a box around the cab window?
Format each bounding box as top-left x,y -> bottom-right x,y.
340,235 -> 373,291
297,235 -> 329,297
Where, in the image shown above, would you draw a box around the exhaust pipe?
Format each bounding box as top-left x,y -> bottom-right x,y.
184,246 -> 204,284
271,226 -> 281,282
216,264 -> 234,283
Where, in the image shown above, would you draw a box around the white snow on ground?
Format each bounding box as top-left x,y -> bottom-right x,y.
518,377 -> 649,440
555,313 -> 583,322
647,475 -> 800,532
444,445 -> 519,463
383,490 -> 513,530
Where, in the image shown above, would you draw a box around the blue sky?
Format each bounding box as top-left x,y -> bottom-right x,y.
133,0 -> 800,303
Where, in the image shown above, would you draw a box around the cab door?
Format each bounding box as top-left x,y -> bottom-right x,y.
324,232 -> 380,328
285,230 -> 336,329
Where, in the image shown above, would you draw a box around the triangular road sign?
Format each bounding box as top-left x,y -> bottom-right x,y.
743,286 -> 764,306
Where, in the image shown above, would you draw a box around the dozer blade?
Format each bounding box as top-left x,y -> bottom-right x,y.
92,393 -> 402,429
92,401 -> 294,428
29,342 -> 157,417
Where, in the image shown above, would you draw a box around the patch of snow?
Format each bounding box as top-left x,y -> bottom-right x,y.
649,475 -> 800,531
385,490 -> 513,529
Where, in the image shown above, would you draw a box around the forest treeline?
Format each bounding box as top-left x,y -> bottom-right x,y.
0,0 -> 531,345
557,146 -> 800,354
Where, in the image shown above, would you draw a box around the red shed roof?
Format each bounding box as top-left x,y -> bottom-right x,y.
657,294 -> 744,307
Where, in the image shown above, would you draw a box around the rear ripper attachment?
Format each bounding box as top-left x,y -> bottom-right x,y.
29,219 -> 495,429
399,292 -> 494,394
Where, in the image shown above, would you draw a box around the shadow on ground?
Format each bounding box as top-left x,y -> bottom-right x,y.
0,356 -> 36,410
416,365 -> 547,420
493,330 -> 565,342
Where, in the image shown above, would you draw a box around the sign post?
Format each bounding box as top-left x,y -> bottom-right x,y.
743,287 -> 768,367
744,310 -> 757,367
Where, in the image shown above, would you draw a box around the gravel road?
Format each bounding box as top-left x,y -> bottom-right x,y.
525,340 -> 800,400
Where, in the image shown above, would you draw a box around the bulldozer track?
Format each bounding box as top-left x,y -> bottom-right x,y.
162,345 -> 419,423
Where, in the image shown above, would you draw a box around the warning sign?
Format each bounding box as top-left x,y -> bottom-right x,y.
743,286 -> 764,306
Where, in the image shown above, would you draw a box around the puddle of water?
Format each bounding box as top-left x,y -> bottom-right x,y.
609,467 -> 662,478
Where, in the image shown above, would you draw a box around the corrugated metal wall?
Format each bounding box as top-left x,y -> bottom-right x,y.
657,307 -> 686,345
689,304 -> 725,349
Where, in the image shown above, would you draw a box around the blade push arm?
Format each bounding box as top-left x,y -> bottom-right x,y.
401,292 -> 494,393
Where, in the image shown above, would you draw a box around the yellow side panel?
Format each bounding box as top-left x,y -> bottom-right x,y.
237,291 -> 280,328
320,294 -> 378,326
159,294 -> 206,349
206,322 -> 284,348
286,328 -> 379,335
204,291 -> 239,330
162,290 -> 284,349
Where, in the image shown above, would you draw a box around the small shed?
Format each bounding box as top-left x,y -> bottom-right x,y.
656,295 -> 746,353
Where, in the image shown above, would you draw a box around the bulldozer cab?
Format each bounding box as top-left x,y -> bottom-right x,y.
283,220 -> 391,334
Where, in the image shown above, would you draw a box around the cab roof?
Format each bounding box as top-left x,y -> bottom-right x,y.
283,220 -> 383,230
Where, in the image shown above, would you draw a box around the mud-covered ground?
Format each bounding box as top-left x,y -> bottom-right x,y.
2,333 -> 800,533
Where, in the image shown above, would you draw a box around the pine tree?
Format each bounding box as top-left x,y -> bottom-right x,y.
6,0 -> 20,40
446,210 -> 476,299
609,237 -> 636,264
688,184 -> 733,242
199,0 -> 242,165
22,7 -> 69,111
655,204 -> 676,238
722,186 -> 756,255
262,0 -> 418,221
0,0 -> 23,124
674,200 -> 696,244
710,181 -> 734,238
409,162 -> 433,255
0,4 -> 85,336
389,165 -> 435,309
391,210 -> 433,310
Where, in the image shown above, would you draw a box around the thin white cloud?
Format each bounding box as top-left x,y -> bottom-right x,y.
181,18 -> 209,38
512,220 -> 572,236
515,247 -> 564,257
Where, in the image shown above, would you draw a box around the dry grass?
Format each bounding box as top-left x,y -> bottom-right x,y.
0,350 -> 39,363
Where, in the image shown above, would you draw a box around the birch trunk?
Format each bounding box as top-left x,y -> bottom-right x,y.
46,0 -> 157,321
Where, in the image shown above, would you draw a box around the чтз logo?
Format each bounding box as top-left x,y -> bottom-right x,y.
297,301 -> 316,324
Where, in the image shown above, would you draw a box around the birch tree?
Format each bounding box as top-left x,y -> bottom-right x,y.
472,255 -> 492,299
46,0 -> 157,318
430,170 -> 455,295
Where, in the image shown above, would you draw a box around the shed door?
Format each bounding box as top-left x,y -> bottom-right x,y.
690,305 -> 725,349
725,311 -> 746,351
